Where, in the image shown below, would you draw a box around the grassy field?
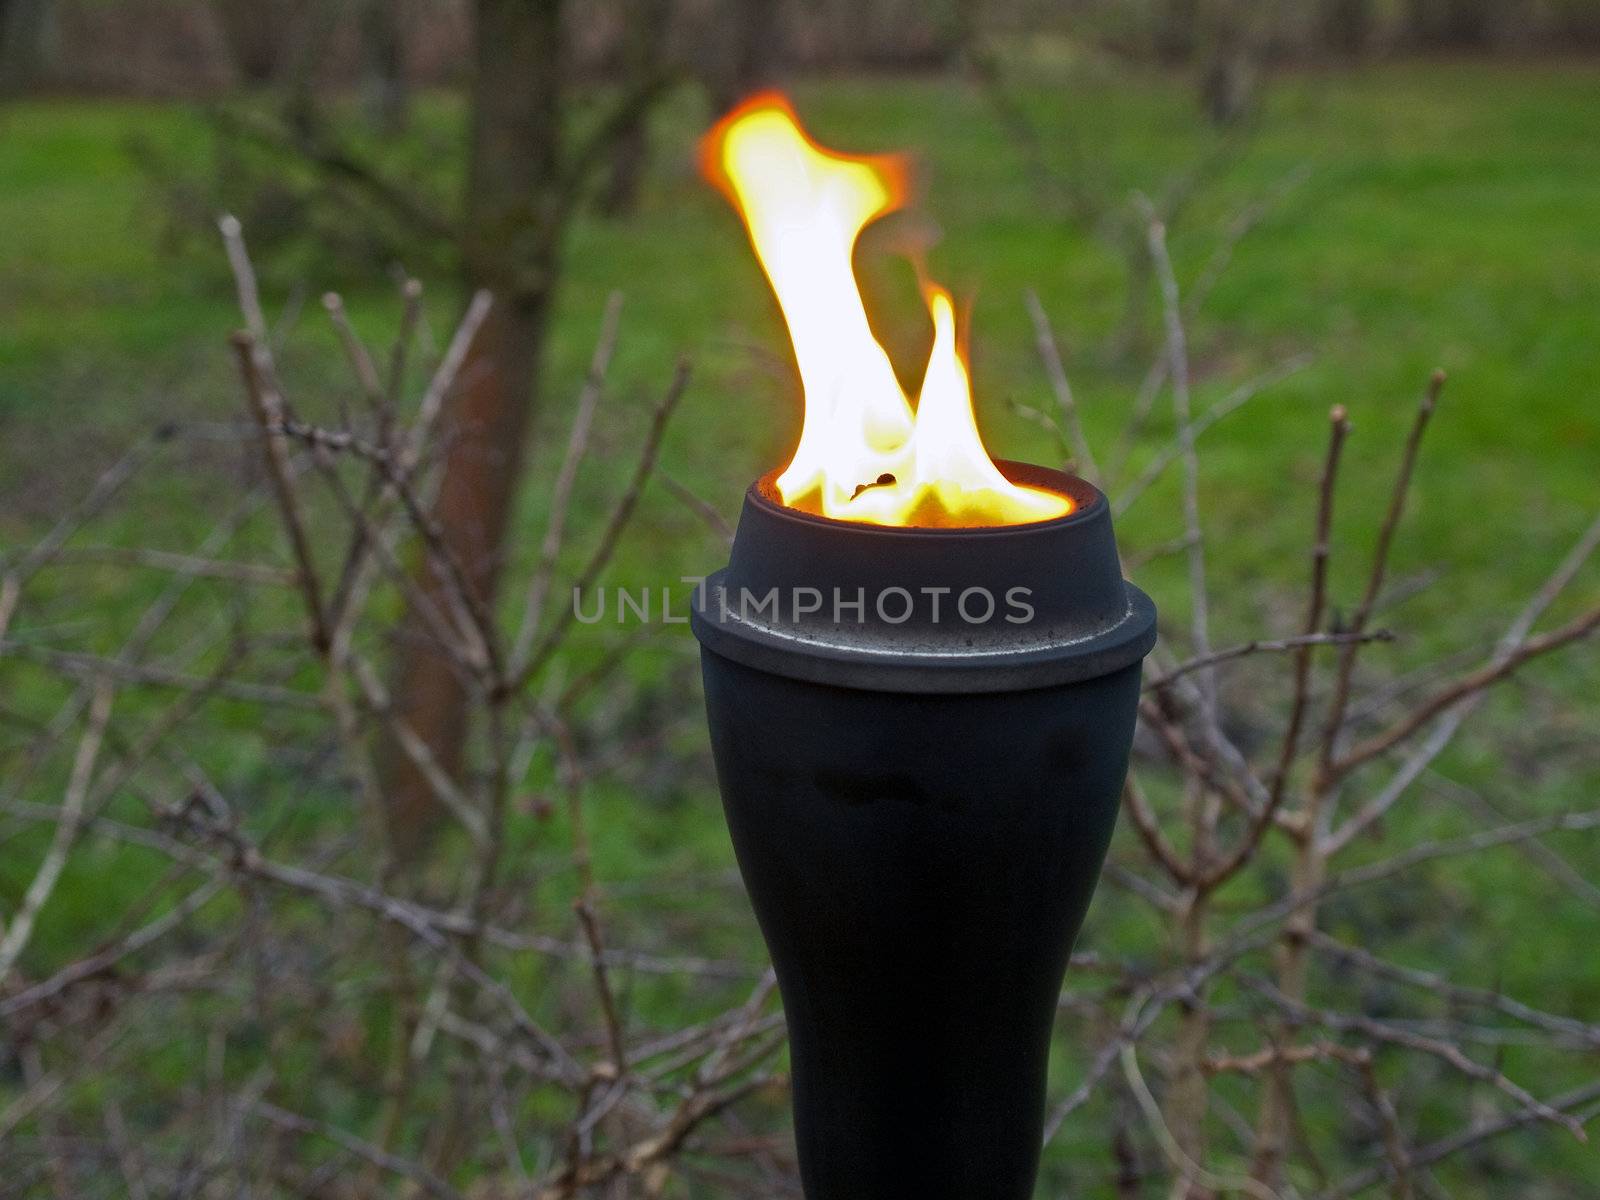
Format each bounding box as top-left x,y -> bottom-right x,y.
5,61 -> 1599,631
2,57 -> 1598,1193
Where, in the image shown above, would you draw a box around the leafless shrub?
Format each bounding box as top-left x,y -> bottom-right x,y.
0,202 -> 1595,1198
1024,201 -> 1599,1198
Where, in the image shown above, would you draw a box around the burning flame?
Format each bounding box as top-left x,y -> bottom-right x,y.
700,93 -> 1072,528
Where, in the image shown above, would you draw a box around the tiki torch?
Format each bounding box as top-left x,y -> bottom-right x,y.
690,96 -> 1156,1198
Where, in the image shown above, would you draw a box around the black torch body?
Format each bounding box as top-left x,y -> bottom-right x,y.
692,465 -> 1155,1199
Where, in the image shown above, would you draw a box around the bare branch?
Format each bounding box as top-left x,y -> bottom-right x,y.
1333,602 -> 1599,778
1186,165 -> 1312,316
1122,773 -> 1193,883
1142,200 -> 1214,714
575,899 -> 629,1078
555,67 -> 681,221
218,214 -> 269,344
0,642 -> 320,709
513,358 -> 692,692
1145,629 -> 1392,692
214,109 -> 457,244
1112,355 -> 1310,518
1025,289 -> 1099,482
1199,405 -> 1350,888
0,873 -> 227,1019
0,679 -> 114,980
1243,977 -> 1589,1140
26,545 -> 298,586
229,330 -> 333,655
387,277 -> 425,426
1222,810 -> 1600,958
1121,1040 -> 1286,1200
510,291 -> 625,676
321,290 -> 384,416
1305,931 -> 1600,1048
1323,1083 -> 1600,1199
253,1101 -> 464,1200
1326,508 -> 1600,852
0,434 -> 159,598
409,290 -> 493,471
1318,372 -> 1445,775
660,473 -> 736,544
349,658 -> 487,842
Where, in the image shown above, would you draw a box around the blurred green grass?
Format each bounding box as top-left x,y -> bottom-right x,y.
4,63 -> 1598,624
2,59 -> 1598,1194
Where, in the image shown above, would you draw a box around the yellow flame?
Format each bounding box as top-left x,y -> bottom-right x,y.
701,94 -> 1072,528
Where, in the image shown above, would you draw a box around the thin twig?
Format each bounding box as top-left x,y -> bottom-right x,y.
1112,355 -> 1310,518
513,359 -> 691,692
1121,1041 -> 1285,1200
0,679 -> 113,979
1025,289 -> 1100,482
1142,199 -> 1214,716
1199,406 -> 1350,887
1185,164 -> 1312,316
218,215 -> 269,344
27,545 -> 298,586
409,290 -> 493,472
321,290 -> 384,418
1122,773 -> 1192,883
575,899 -> 629,1078
1318,372 -> 1445,777
1243,977 -> 1589,1140
1221,810 -> 1600,960
1326,508 -> 1600,853
510,292 -> 625,676
659,473 -> 735,544
0,642 -> 320,709
254,1101 -> 464,1200
386,277 -> 425,431
0,435 -> 160,588
1305,930 -> 1600,1048
1147,630 -> 1390,692
214,109 -> 457,245
1322,1083 -> 1600,1199
0,873 -> 227,1018
230,330 -> 332,655
1333,603 -> 1599,778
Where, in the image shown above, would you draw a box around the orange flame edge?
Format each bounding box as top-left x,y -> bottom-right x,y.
700,93 -> 1073,529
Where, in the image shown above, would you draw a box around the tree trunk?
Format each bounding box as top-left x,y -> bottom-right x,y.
1406,0 -> 1496,47
380,0 -> 564,863
1403,0 -> 1431,43
213,0 -> 300,86
0,0 -> 55,93
598,0 -> 672,217
1320,0 -> 1373,57
1153,0 -> 1200,64
709,0 -> 780,114
947,0 -> 981,63
1197,0 -> 1256,127
360,0 -> 409,136
1440,0 -> 1496,46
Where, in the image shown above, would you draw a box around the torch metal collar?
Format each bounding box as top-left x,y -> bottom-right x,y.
690,465 -> 1157,694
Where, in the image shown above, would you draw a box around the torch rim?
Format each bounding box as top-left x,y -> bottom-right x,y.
691,464 -> 1157,694
750,461 -> 1095,533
